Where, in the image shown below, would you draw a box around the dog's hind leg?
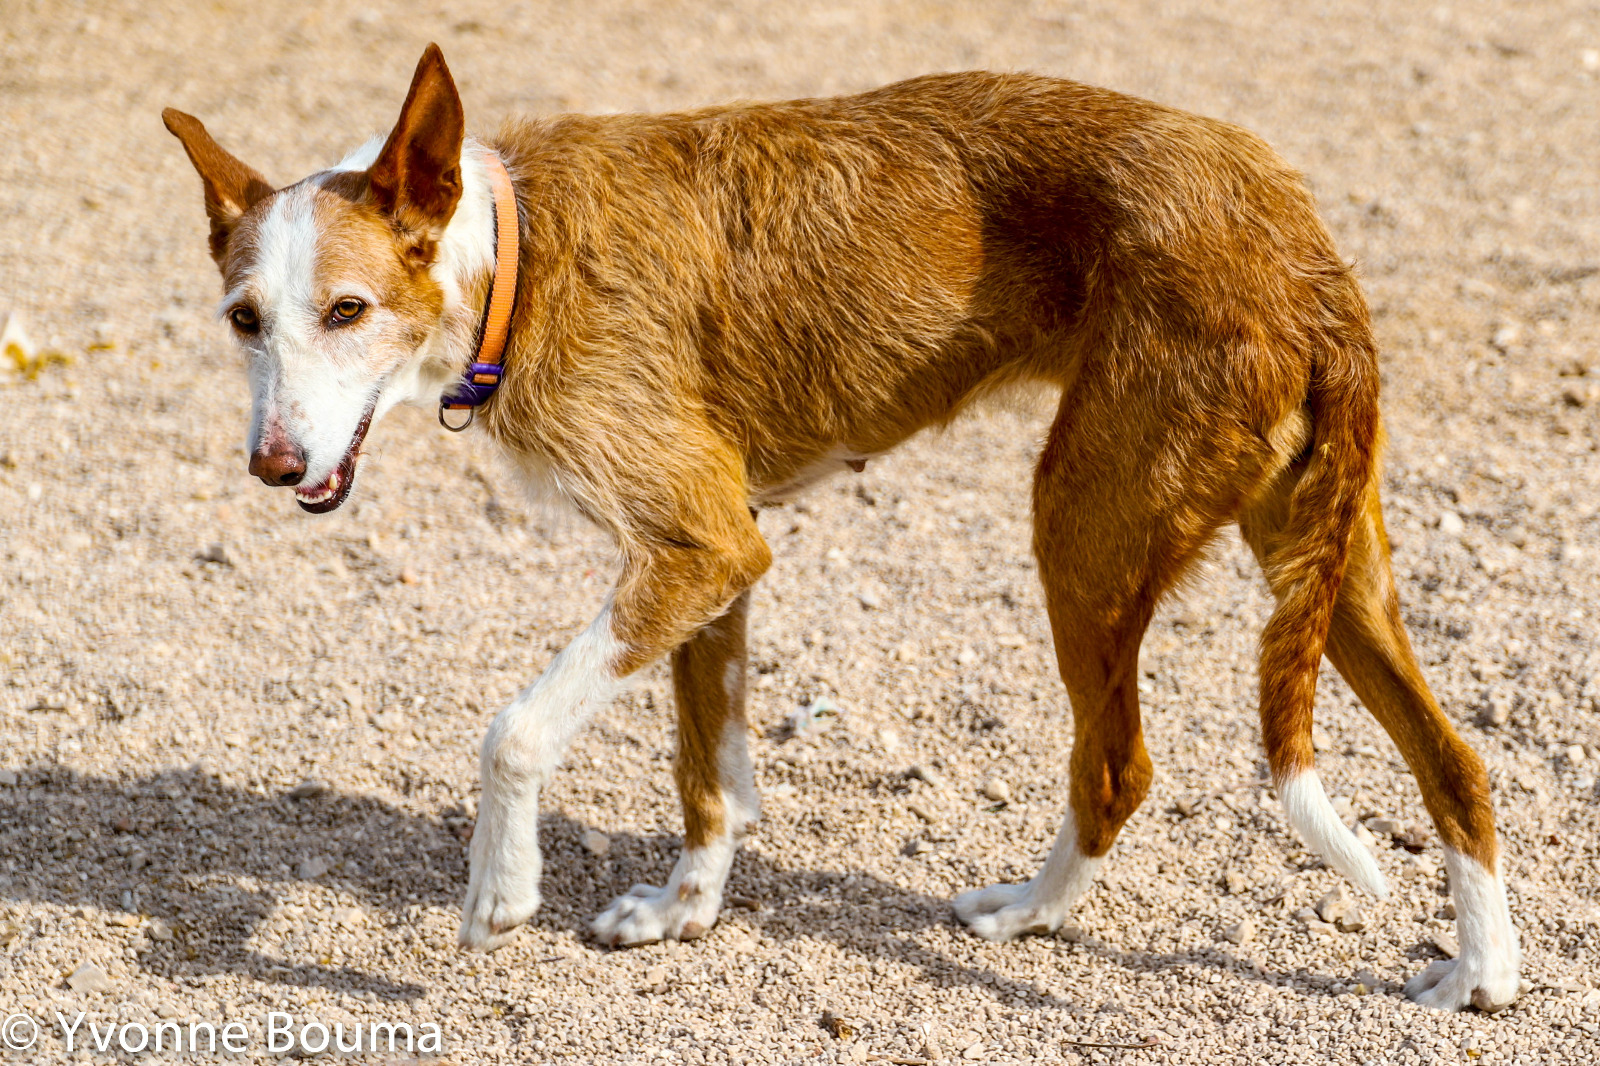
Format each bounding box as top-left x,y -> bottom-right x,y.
956,391 -> 1219,940
1241,473 -> 1520,1011
592,589 -> 759,946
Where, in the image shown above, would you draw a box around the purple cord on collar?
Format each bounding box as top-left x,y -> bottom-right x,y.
441,362 -> 503,407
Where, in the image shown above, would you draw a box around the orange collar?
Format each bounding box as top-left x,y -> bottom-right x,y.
439,150 -> 519,430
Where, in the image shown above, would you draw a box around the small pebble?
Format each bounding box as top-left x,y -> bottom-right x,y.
331,906 -> 365,929
288,778 -> 329,800
0,769 -> 17,787
147,919 -> 174,942
196,541 -> 233,567
1367,817 -> 1402,837
370,708 -> 406,733
907,764 -> 947,790
1315,886 -> 1355,925
296,856 -> 329,880
1223,920 -> 1255,944
821,1009 -> 857,1041
336,680 -> 364,713
1430,931 -> 1460,958
581,829 -> 612,857
979,778 -> 1011,803
1566,744 -> 1587,765
783,698 -> 838,739
1401,853 -> 1438,880
1394,825 -> 1430,852
1223,869 -> 1249,895
66,962 -> 113,994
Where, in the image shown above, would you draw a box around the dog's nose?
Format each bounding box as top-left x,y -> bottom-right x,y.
248,442 -> 307,487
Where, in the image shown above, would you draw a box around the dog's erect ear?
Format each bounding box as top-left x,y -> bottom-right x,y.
369,44 -> 465,239
162,108 -> 275,264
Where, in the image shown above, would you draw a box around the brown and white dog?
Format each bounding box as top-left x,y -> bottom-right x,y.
164,46 -> 1520,1011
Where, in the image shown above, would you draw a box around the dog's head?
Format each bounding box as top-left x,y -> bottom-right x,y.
164,45 -> 477,513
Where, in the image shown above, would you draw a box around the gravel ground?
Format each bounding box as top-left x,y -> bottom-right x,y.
3,2 -> 1599,1063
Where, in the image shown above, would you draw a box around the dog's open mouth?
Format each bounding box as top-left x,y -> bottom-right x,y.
294,408 -> 373,515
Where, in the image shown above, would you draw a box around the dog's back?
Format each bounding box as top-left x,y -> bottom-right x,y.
486,72 -> 1357,493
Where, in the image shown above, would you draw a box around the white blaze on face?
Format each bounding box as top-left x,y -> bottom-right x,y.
231,185 -> 380,487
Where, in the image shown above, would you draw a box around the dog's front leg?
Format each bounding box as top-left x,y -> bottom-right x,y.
459,499 -> 771,952
592,589 -> 758,946
459,605 -> 626,950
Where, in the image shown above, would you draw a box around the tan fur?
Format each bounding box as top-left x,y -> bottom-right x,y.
168,50 -> 1505,978
671,589 -> 751,848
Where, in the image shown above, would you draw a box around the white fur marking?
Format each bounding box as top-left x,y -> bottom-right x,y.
592,716 -> 759,946
954,807 -> 1102,940
459,607 -> 626,950
329,135 -> 385,173
372,140 -> 498,417
1406,849 -> 1521,1011
590,837 -> 739,946
1278,770 -> 1389,897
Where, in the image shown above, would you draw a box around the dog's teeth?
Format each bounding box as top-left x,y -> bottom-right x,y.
329,471 -> 340,491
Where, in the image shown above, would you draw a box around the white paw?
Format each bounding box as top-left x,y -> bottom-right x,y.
458,876 -> 540,952
953,883 -> 1066,941
457,811 -> 543,951
1405,956 -> 1521,1012
591,882 -> 721,947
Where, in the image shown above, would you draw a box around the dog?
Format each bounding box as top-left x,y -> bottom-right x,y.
163,44 -> 1520,1011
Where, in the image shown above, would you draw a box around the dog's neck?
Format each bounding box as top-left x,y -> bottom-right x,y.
430,139 -> 500,379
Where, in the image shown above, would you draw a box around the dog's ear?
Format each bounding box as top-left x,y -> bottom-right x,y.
369,43 -> 465,245
162,108 -> 275,264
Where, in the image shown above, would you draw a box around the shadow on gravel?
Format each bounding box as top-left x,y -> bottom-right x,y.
1,764 -> 1347,1008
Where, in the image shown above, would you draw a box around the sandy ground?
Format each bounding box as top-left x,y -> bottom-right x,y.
2,1 -> 1599,1062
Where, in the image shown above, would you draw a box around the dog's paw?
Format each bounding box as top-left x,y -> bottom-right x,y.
458,843 -> 542,951
591,882 -> 721,948
458,874 -> 541,951
953,883 -> 1066,941
1404,956 -> 1521,1012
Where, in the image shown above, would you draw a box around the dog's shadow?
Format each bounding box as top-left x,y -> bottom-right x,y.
0,764 -> 1351,1006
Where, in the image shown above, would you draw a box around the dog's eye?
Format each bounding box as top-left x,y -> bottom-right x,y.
330,298 -> 366,325
229,306 -> 259,333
